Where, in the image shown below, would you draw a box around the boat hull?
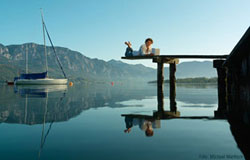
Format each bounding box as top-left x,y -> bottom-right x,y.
6,81 -> 14,85
15,78 -> 68,85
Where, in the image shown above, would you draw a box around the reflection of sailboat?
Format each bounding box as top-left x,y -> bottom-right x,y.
35,85 -> 66,160
14,85 -> 67,125
14,10 -> 68,85
14,85 -> 65,159
15,85 -> 67,98
37,93 -> 53,160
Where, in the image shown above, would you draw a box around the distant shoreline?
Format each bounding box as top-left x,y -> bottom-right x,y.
148,77 -> 217,84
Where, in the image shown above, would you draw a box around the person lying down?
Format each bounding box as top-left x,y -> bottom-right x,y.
124,38 -> 160,57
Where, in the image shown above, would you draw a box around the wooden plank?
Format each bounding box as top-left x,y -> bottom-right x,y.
169,62 -> 177,112
122,54 -> 228,60
153,110 -> 180,118
213,60 -> 227,111
213,59 -> 225,68
157,62 -> 164,112
121,114 -> 223,120
122,56 -> 155,60
159,55 -> 228,59
152,57 -> 179,64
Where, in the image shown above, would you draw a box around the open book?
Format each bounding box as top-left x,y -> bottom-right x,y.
152,48 -> 160,55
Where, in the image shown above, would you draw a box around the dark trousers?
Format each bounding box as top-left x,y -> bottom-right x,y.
125,47 -> 133,57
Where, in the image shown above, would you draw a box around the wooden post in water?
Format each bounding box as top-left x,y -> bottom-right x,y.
153,57 -> 179,113
152,57 -> 165,112
169,62 -> 177,112
213,60 -> 227,114
157,61 -> 164,112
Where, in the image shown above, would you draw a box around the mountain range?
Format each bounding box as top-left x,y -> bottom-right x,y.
0,43 -> 217,82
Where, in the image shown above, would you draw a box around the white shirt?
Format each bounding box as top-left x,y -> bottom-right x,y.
132,44 -> 152,56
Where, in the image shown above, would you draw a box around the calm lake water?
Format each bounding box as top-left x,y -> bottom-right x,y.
0,83 -> 245,160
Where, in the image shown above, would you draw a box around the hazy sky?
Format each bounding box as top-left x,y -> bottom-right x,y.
1,0 -> 250,68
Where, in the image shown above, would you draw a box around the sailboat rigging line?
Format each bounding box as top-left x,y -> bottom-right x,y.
42,121 -> 54,147
40,9 -> 48,76
38,95 -> 48,160
43,21 -> 67,79
41,91 -> 65,147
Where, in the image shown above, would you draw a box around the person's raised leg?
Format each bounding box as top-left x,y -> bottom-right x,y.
124,41 -> 133,56
125,41 -> 132,48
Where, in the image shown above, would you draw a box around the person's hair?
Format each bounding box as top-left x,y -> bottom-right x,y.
145,38 -> 153,44
145,129 -> 154,137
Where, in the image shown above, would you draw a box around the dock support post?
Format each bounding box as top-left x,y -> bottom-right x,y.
169,62 -> 177,112
153,57 -> 179,114
157,62 -> 164,112
213,60 -> 227,116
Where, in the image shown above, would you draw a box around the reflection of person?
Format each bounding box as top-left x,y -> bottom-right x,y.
124,116 -> 160,137
124,38 -> 154,57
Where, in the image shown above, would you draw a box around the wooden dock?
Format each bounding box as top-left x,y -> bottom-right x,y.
122,55 -> 228,113
122,55 -> 228,60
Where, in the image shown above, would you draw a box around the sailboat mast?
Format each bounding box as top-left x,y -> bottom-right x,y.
25,47 -> 28,74
40,9 -> 48,77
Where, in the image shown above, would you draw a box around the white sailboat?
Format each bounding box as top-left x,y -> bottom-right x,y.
15,78 -> 68,85
15,10 -> 68,85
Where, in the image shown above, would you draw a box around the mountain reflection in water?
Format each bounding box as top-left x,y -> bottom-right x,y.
0,83 -> 217,125
0,83 -> 248,160
0,83 -> 157,125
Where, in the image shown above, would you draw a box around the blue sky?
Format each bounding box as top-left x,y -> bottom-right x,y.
1,0 -> 250,68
